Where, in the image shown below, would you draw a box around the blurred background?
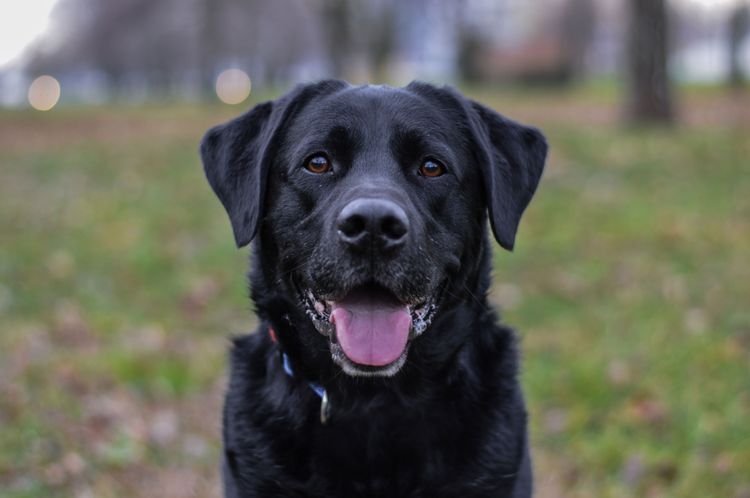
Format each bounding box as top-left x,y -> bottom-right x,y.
1,0 -> 748,497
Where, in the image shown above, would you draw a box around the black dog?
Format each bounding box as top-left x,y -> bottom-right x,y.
200,80 -> 547,497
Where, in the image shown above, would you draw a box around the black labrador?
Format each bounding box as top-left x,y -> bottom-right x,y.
200,80 -> 547,497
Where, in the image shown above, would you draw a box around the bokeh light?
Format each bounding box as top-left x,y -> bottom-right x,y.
215,69 -> 252,105
28,75 -> 61,111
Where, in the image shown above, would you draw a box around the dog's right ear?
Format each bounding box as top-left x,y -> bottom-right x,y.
200,102 -> 276,247
200,80 -> 347,247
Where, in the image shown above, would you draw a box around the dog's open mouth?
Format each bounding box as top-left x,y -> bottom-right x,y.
299,282 -> 441,376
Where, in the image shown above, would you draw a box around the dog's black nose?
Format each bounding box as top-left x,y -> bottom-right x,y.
337,198 -> 409,252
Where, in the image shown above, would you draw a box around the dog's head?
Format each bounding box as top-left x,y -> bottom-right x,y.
201,81 -> 546,377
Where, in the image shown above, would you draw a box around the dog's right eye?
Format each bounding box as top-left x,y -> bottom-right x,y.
304,154 -> 331,174
419,158 -> 446,178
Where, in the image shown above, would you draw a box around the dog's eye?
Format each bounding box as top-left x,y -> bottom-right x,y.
304,154 -> 331,174
419,159 -> 446,178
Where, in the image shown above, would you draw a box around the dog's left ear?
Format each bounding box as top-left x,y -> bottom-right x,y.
468,102 -> 547,251
200,80 -> 348,247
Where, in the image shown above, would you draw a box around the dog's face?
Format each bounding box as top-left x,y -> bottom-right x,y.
201,81 -> 546,377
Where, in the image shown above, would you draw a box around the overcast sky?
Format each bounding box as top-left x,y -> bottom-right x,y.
0,0 -> 58,67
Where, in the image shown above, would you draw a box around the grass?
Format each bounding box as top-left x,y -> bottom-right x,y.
505,124 -> 750,498
1,87 -> 748,497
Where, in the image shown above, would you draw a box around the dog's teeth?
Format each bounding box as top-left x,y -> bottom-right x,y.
412,320 -> 428,335
408,297 -> 437,337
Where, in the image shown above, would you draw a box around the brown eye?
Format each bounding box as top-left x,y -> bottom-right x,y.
419,159 -> 446,178
305,154 -> 331,174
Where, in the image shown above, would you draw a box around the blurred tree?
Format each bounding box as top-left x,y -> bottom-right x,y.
560,0 -> 596,80
455,0 -> 485,84
28,0 -> 321,99
199,0 -> 220,96
625,0 -> 674,124
254,0 -> 322,84
728,3 -> 750,88
28,0 -> 198,97
363,0 -> 398,81
316,0 -> 353,79
457,29 -> 486,83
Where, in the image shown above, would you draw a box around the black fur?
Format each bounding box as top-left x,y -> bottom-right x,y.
200,80 -> 547,497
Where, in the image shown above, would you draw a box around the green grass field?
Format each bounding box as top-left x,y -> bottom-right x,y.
1,87 -> 748,497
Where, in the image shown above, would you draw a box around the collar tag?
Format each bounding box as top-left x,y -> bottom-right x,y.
320,390 -> 330,424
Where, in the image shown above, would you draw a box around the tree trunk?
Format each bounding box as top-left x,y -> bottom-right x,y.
625,0 -> 674,124
319,0 -> 352,79
728,4 -> 749,88
561,0 -> 596,80
199,0 -> 219,99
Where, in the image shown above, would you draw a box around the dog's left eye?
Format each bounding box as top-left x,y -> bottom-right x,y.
305,154 -> 331,174
419,159 -> 446,178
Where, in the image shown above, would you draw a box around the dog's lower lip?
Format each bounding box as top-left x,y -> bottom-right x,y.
330,341 -> 409,377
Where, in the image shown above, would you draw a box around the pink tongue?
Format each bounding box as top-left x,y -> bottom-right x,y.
330,292 -> 411,367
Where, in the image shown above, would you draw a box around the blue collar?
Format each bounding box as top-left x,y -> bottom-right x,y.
281,351 -> 326,399
271,326 -> 330,424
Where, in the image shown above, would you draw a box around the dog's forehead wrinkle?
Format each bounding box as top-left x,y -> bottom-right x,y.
318,85 -> 448,131
289,90 -> 464,185
389,126 -> 459,171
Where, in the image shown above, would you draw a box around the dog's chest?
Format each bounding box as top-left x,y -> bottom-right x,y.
230,388 -> 521,497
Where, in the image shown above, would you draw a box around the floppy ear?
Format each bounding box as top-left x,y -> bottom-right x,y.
200,80 -> 347,247
200,102 -> 275,247
468,102 -> 548,251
